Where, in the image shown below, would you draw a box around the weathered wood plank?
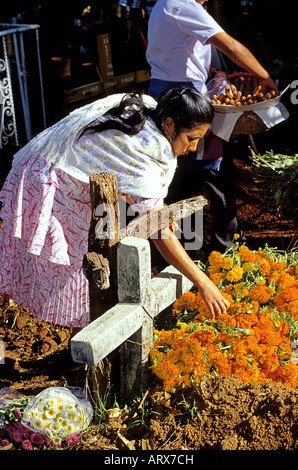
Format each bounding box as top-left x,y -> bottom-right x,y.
71,303 -> 145,365
121,195 -> 207,240
85,173 -> 120,322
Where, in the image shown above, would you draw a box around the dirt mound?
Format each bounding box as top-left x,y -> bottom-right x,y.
0,157 -> 297,450
1,293 -> 298,451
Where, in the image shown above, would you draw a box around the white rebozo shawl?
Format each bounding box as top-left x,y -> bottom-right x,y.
11,93 -> 177,199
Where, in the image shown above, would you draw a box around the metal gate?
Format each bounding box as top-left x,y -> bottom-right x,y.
0,23 -> 46,149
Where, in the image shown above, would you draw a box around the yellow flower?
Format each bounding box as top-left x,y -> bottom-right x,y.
226,265 -> 244,283
249,285 -> 275,304
50,422 -> 61,433
48,399 -> 57,407
208,251 -> 223,274
67,411 -> 77,421
210,272 -> 224,285
238,245 -> 256,263
221,257 -> 234,270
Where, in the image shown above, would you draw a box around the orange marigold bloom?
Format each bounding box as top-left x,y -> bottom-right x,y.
209,272 -> 224,285
233,282 -> 250,300
274,286 -> 298,312
277,272 -> 296,289
255,257 -> 271,277
221,257 -> 234,270
152,244 -> 298,391
238,245 -> 256,262
226,265 -> 244,283
249,284 -> 275,304
287,300 -> 298,318
172,291 -> 198,315
231,355 -> 260,383
274,362 -> 298,388
208,251 -> 223,274
193,328 -> 217,346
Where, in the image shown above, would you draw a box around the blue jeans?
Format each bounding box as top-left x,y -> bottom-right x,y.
148,79 -> 194,100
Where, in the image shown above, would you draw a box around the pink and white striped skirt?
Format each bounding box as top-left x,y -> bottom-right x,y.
0,154 -> 92,327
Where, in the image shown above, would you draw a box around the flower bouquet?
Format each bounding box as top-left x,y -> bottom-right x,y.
21,387 -> 93,446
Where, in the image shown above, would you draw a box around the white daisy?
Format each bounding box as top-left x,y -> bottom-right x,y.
32,417 -> 44,430
50,422 -> 61,433
52,436 -> 62,445
45,408 -> 57,419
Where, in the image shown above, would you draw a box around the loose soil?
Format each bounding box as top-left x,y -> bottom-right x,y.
0,157 -> 297,451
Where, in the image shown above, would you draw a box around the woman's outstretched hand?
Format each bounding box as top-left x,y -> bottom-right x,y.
195,276 -> 230,319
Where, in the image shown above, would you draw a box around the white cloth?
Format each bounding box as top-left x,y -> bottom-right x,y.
146,0 -> 224,84
11,93 -> 177,199
211,102 -> 290,141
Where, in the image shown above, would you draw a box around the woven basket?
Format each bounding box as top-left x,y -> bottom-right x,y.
232,112 -> 268,135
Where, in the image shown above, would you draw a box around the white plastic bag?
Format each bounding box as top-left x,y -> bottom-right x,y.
206,77 -> 232,102
21,386 -> 93,445
0,387 -> 28,428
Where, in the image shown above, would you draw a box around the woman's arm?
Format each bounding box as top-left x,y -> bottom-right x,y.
152,225 -> 230,318
208,32 -> 279,94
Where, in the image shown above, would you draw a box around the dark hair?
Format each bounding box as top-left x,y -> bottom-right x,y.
80,88 -> 214,139
153,87 -> 214,139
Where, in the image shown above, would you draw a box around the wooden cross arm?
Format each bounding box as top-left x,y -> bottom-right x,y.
121,195 -> 207,240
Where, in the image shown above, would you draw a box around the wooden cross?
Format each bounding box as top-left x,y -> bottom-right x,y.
71,173 -> 207,404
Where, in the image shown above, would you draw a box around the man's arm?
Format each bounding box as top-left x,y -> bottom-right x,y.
208,32 -> 279,93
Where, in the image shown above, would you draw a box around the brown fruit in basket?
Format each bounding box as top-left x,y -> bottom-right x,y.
235,91 -> 242,102
231,84 -> 238,96
253,85 -> 262,96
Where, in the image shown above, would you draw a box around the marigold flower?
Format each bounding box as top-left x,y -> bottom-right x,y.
226,265 -> 244,283
238,245 -> 256,262
172,291 -> 198,315
152,244 -> 298,390
209,272 -> 224,285
208,251 -> 223,274
249,285 -> 275,304
221,257 -> 234,270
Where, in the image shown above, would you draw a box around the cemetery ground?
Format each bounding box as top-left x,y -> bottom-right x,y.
0,140 -> 298,450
